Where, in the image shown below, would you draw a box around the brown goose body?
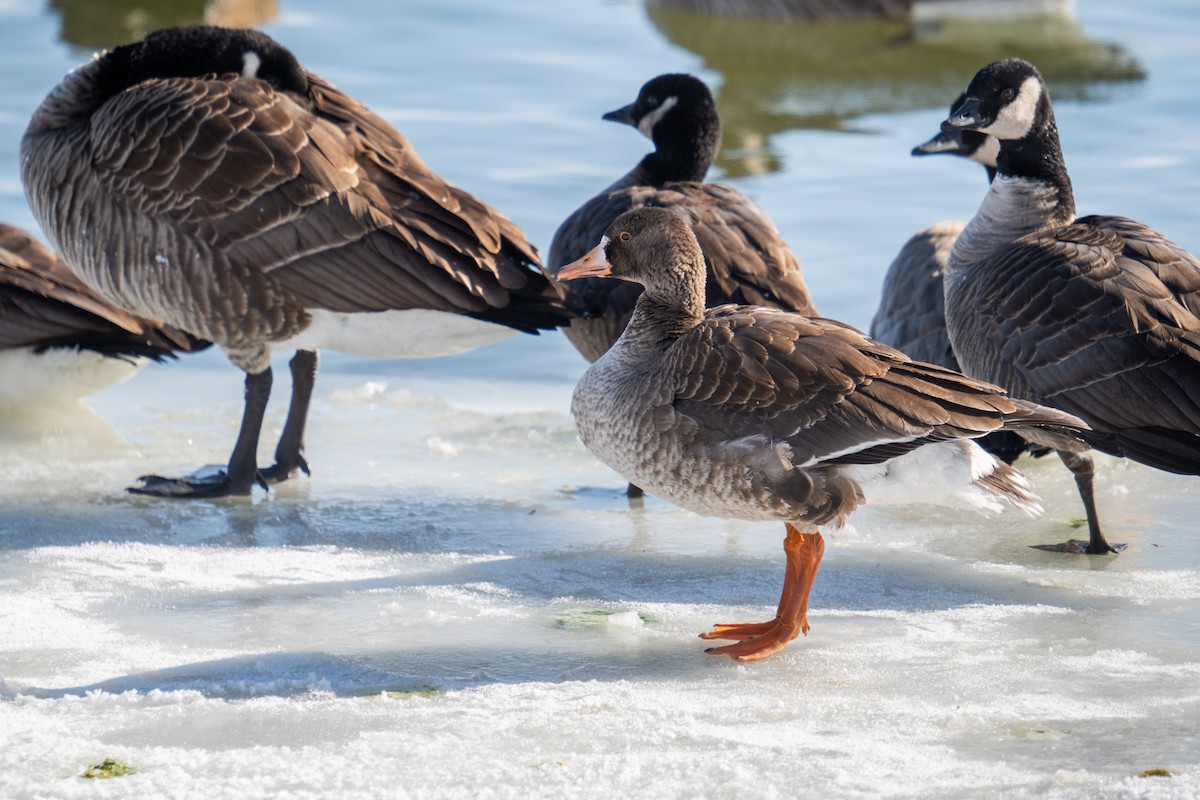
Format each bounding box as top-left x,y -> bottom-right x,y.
561,207 -> 1088,660
0,222 -> 202,406
870,218 -> 965,369
941,58 -> 1200,553
21,25 -> 567,495
549,74 -> 814,365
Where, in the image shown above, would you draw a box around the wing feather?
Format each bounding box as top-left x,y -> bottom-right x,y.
947,214 -> 1200,472
664,309 -> 1028,468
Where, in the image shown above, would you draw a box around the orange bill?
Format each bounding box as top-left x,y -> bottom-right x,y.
557,237 -> 612,280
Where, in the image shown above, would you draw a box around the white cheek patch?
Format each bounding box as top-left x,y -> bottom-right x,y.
636,95 -> 678,139
242,50 -> 262,79
971,135 -> 1000,169
981,76 -> 1041,140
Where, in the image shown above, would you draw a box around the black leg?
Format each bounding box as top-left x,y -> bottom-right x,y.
261,349 -> 319,484
226,367 -> 273,495
1030,449 -> 1124,554
1061,450 -> 1123,554
129,367 -> 272,498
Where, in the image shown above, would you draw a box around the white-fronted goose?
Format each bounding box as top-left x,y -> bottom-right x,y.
550,73 -> 814,365
22,25 -> 568,497
550,73 -> 813,498
940,58 -> 1200,554
559,207 -> 1088,661
870,104 -> 1040,465
0,222 -> 202,408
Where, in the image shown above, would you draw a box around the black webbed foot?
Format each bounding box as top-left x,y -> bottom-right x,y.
128,464 -> 267,498
1030,538 -> 1127,555
259,455 -> 311,484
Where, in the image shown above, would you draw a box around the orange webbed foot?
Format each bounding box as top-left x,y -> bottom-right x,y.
702,616 -> 806,661
701,525 -> 824,662
699,618 -> 804,642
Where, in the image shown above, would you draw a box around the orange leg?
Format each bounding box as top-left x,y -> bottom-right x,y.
701,523 -> 825,662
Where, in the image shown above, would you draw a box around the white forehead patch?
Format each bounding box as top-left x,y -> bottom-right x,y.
971,135 -> 1000,169
598,234 -> 612,254
242,51 -> 262,79
636,95 -> 679,139
980,76 -> 1041,140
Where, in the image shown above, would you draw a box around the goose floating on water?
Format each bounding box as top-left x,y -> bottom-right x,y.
0,222 -> 202,409
940,57 -> 1200,554
21,24 -> 568,497
559,206 -> 1088,661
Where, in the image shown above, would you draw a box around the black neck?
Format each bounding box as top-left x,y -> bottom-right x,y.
639,106 -> 720,185
995,107 -> 1075,218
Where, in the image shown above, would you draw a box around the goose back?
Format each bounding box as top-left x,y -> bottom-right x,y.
22,26 -> 564,375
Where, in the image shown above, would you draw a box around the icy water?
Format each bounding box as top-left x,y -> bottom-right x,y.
2,0 -> 1200,797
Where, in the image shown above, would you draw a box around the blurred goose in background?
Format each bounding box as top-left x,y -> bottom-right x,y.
643,0 -> 911,21
22,24 -> 568,498
559,207 -> 1088,661
0,222 -> 202,409
549,74 -> 814,496
940,57 -> 1200,554
870,98 -> 1042,465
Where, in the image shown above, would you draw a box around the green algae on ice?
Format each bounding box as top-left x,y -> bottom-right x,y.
83,759 -> 135,779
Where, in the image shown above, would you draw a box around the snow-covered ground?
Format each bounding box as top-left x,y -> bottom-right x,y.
2,0 -> 1200,796
2,338 -> 1198,799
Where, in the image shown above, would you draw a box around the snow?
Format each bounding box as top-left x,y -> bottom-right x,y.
1,339 -> 1198,799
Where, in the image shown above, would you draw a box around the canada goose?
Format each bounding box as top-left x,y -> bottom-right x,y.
870,102 -> 1039,465
940,57 -> 1200,554
0,222 -> 202,409
559,207 -> 1088,661
22,25 -> 568,497
549,73 -> 814,365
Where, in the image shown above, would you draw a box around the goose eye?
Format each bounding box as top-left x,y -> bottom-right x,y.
619,231 -> 631,242
1000,88 -> 1015,102
644,94 -> 658,107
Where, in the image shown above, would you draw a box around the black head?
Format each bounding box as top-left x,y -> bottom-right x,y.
941,58 -> 1048,142
96,25 -> 308,101
603,74 -> 715,139
603,74 -> 720,183
557,207 -> 701,291
913,93 -> 999,173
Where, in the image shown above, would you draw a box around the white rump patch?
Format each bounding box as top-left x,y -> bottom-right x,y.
843,440 -> 1037,515
0,347 -> 142,409
637,95 -> 678,139
276,308 -> 517,359
981,76 -> 1041,140
242,51 -> 262,79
